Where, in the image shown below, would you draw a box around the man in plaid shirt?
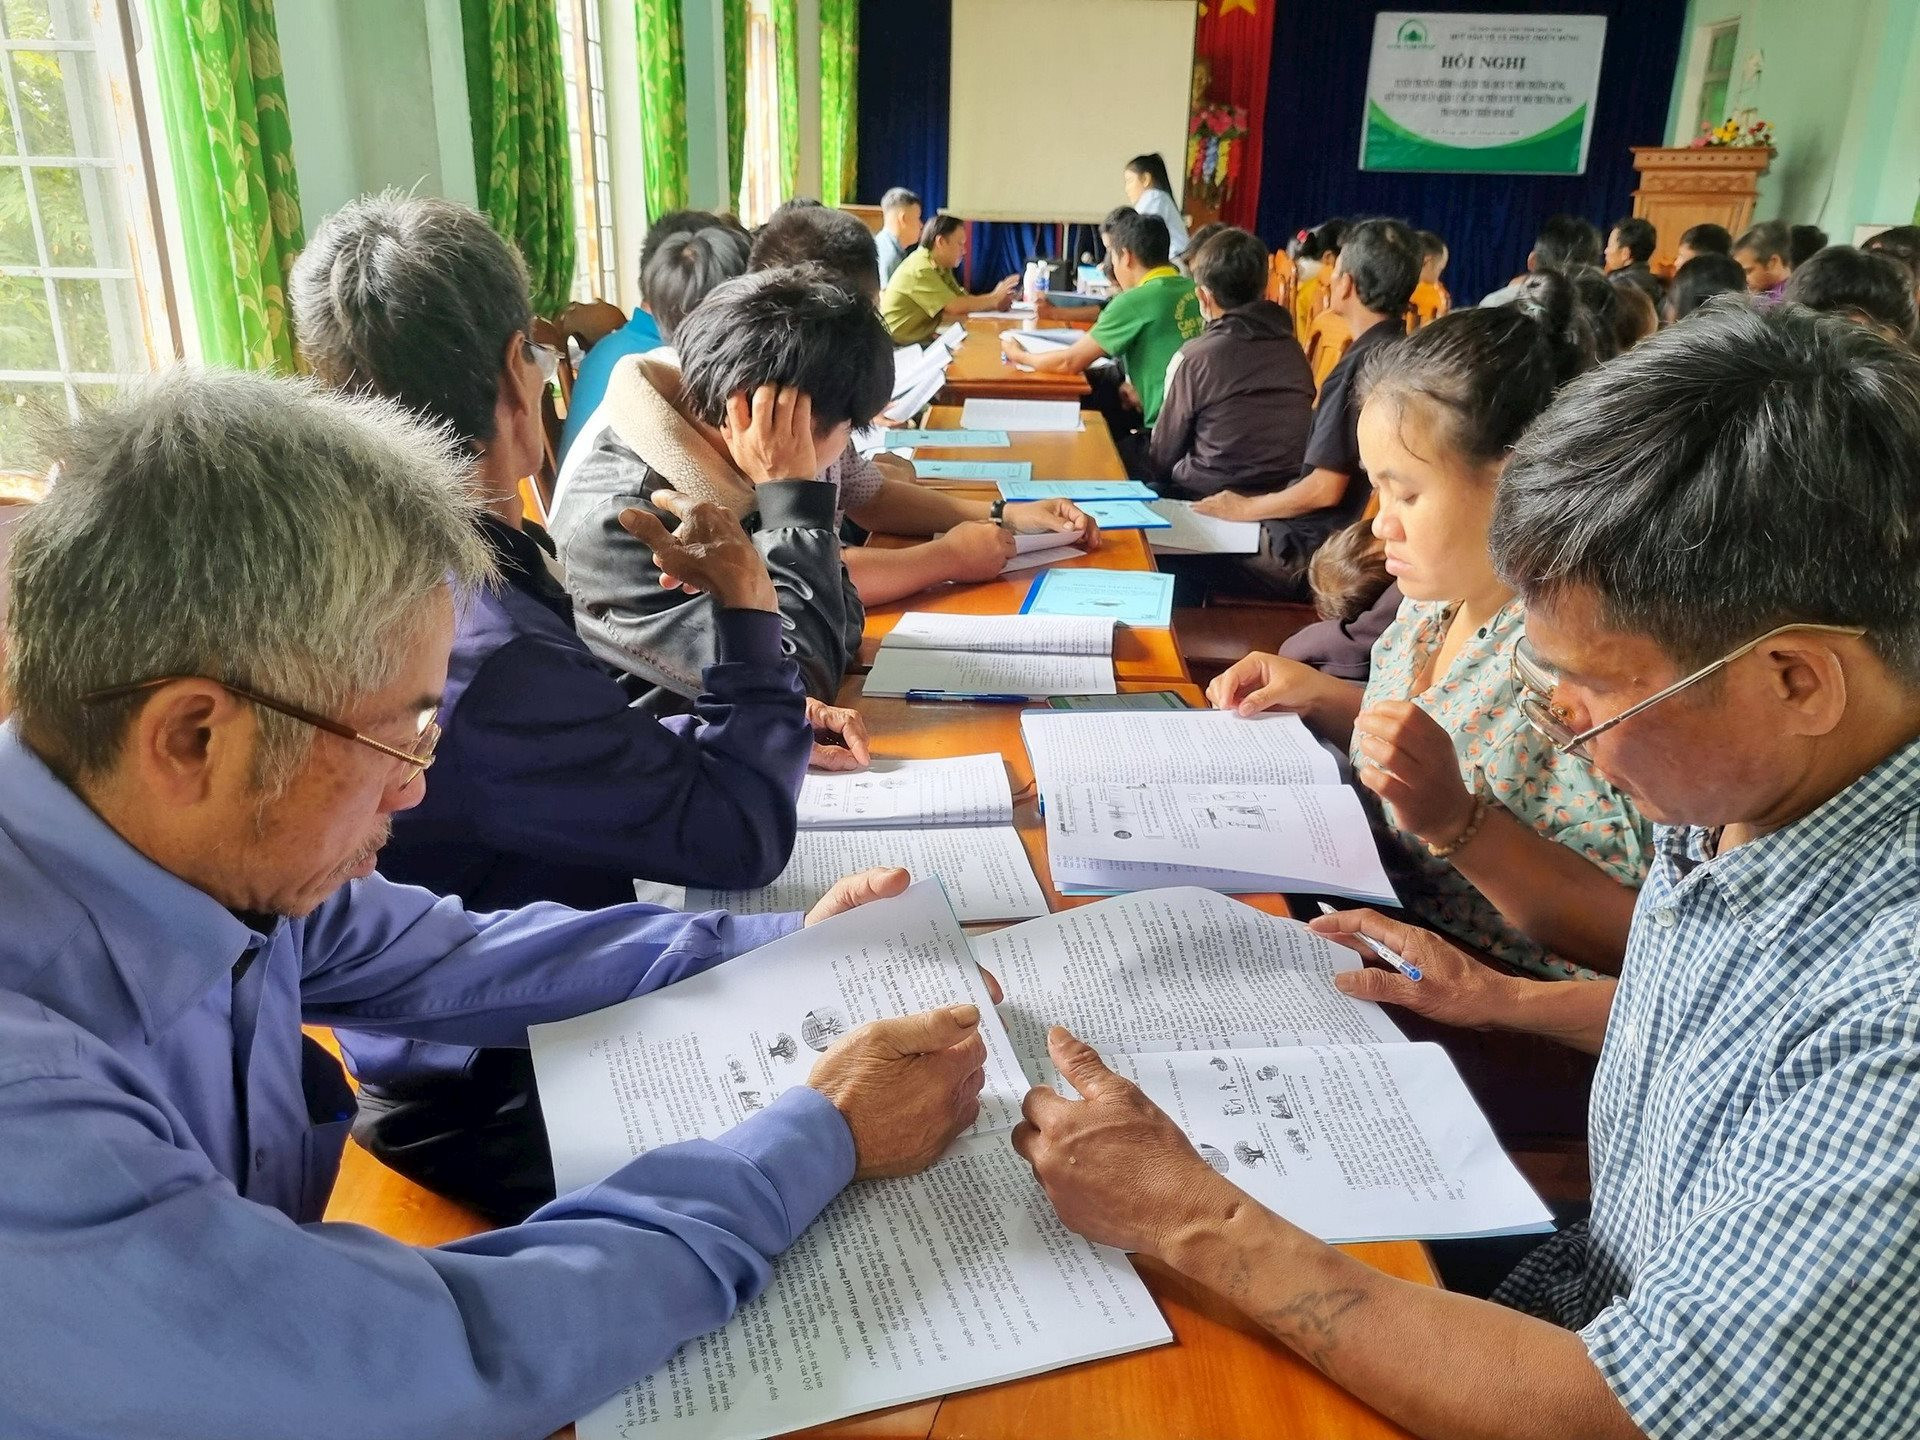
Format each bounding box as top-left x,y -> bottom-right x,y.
1010,302 -> 1920,1438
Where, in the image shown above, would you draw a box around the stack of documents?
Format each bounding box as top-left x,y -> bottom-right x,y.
998,478 -> 1156,501
960,398 -> 1085,432
884,341 -> 955,424
675,755 -> 1048,923
1076,499 -> 1170,531
1147,498 -> 1263,555
883,427 -> 1009,448
915,458 -> 1032,481
865,612 -> 1117,698
1022,567 -> 1174,628
1022,709 -> 1397,901
1001,529 -> 1089,574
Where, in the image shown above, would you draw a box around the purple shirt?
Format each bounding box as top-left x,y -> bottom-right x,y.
0,724 -> 852,1439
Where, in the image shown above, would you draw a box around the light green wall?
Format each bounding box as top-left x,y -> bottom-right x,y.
1667,0 -> 1920,236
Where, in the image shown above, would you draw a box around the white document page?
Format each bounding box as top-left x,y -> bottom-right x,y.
531,882 -> 1029,1184
864,646 -> 1116,699
1094,1046 -> 1552,1244
798,755 -> 1013,828
1021,709 -> 1343,789
1146,500 -> 1262,555
885,346 -> 953,422
960,398 -> 1084,432
892,342 -> 926,384
974,887 -> 1405,1082
569,1136 -> 1170,1440
689,826 -> 1050,923
885,611 -> 1114,655
1009,328 -> 1081,349
1044,782 -> 1398,905
939,321 -> 967,349
1001,544 -> 1085,575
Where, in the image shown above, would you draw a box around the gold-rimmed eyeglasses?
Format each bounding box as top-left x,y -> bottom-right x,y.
1512,622 -> 1868,759
80,677 -> 441,788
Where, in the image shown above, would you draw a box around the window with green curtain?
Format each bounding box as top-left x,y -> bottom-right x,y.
771,0 -> 799,197
634,0 -> 690,220
145,0 -> 303,372
818,0 -> 858,204
723,0 -> 748,201
460,0 -> 576,315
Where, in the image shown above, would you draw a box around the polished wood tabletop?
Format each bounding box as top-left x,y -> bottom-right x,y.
935,316 -> 1092,404
909,402 -> 1118,480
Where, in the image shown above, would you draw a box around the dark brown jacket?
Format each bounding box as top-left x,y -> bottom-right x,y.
1145,300 -> 1316,499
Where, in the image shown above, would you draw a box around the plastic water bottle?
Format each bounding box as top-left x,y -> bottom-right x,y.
1023,259 -> 1043,308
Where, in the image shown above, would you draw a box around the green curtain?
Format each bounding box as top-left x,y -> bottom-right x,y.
146,0 -> 303,371
634,0 -> 691,220
460,0 -> 576,314
818,0 -> 859,205
772,0 -> 799,198
723,0 -> 748,205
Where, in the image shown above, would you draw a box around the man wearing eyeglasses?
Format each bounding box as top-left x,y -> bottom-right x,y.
0,371 -> 987,1440
1010,304 -> 1920,1438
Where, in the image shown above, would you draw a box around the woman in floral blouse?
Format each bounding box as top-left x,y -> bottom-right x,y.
1209,277 -> 1651,977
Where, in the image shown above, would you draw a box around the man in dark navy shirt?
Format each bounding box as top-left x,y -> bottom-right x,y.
291,193 -> 868,1217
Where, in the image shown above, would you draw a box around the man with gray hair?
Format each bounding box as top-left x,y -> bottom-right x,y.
0,369 -> 987,1439
1009,304 -> 1920,1437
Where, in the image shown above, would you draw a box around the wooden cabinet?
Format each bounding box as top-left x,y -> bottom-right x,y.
1631,146 -> 1773,273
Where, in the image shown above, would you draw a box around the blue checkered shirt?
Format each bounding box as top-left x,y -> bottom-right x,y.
1494,736 -> 1920,1437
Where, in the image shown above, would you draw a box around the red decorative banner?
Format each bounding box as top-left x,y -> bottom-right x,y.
1191,0 -> 1276,229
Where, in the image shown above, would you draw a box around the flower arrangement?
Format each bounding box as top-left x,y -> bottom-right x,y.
1693,107 -> 1774,149
1186,103 -> 1249,210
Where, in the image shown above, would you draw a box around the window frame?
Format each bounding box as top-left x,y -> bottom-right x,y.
554,0 -> 617,304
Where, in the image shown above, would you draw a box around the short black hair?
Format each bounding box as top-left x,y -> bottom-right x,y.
1609,216 -> 1656,264
1492,303 -> 1920,685
1565,264 -> 1622,363
640,210 -> 729,285
1789,224 -> 1829,269
291,192 -> 531,448
880,187 -> 921,214
1415,229 -> 1448,261
1104,209 -> 1171,270
1678,222 -> 1733,256
1784,246 -> 1918,340
1125,153 -> 1173,193
1182,222 -> 1231,269
1664,253 -> 1749,322
1533,214 -> 1604,270
920,212 -> 965,249
675,265 -> 893,436
750,205 -> 882,298
1864,225 -> 1920,282
1291,218 -> 1348,262
642,222 -> 752,341
1735,219 -> 1791,264
1190,227 -> 1268,311
1335,217 -> 1420,316
769,196 -> 826,218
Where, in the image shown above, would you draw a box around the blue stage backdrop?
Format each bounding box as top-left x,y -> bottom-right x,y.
1256,1 -> 1687,305
857,0 -> 1686,304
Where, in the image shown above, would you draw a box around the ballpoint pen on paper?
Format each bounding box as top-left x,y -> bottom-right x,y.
1316,902 -> 1423,982
904,690 -> 1034,705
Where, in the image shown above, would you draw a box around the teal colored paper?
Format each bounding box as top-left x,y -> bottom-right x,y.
883,428 -> 1010,448
914,459 -> 1033,480
997,479 -> 1156,501
1021,568 -> 1175,628
1078,500 -> 1171,530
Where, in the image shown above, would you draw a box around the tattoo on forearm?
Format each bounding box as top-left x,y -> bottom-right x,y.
1259,1289 -> 1367,1373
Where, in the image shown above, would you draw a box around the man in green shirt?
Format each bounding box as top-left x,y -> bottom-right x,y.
880,213 -> 1018,345
1000,208 -> 1204,432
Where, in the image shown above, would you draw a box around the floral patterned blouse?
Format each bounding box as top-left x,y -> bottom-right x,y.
1353,598 -> 1653,979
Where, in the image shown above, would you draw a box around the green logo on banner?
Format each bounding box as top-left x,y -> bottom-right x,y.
1394,19 -> 1431,47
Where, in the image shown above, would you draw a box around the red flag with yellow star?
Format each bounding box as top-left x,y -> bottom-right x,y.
1193,0 -> 1276,228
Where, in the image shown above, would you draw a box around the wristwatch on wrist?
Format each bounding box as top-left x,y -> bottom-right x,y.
989,499 -> 1009,526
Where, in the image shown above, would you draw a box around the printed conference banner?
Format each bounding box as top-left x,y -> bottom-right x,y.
1360,13 -> 1607,175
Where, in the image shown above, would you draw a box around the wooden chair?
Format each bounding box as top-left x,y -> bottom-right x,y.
1173,600 -> 1321,689
1303,309 -> 1352,394
1290,269 -> 1324,343
1264,249 -> 1296,313
555,299 -> 626,362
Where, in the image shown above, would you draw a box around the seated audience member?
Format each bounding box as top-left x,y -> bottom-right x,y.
1018,303 -> 1920,1440
1863,223 -> 1920,305
1673,220 -> 1732,267
1602,216 -> 1663,310
1275,520 -> 1402,684
1177,220 -> 1229,277
1289,217 -> 1348,333
1607,276 -> 1660,350
0,369 -> 987,1439
1211,275 -> 1648,978
1410,230 -> 1451,325
1481,214 -> 1603,307
880,213 -> 1018,345
562,210 -> 746,459
551,268 -> 882,705
1180,219 -> 1420,603
1144,227 -> 1315,502
1789,222 -> 1829,269
1121,151 -> 1190,260
1566,266 -> 1622,363
1734,219 -> 1793,300
746,205 -> 1096,604
291,194 -> 826,1218
1785,244 -> 1919,341
874,186 -> 922,286
999,209 -> 1204,459
1662,252 -> 1749,324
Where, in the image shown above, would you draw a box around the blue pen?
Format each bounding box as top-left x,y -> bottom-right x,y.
1316,903 -> 1422,982
904,689 -> 1033,704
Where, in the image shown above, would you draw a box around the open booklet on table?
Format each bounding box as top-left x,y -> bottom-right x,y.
865,612 -> 1117,699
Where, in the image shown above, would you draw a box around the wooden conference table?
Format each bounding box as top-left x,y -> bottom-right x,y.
934,315 -> 1093,404
319,410 -> 1433,1440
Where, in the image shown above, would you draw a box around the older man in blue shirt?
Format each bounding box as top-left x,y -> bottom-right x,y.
1010,304 -> 1920,1438
0,369 -> 986,1440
